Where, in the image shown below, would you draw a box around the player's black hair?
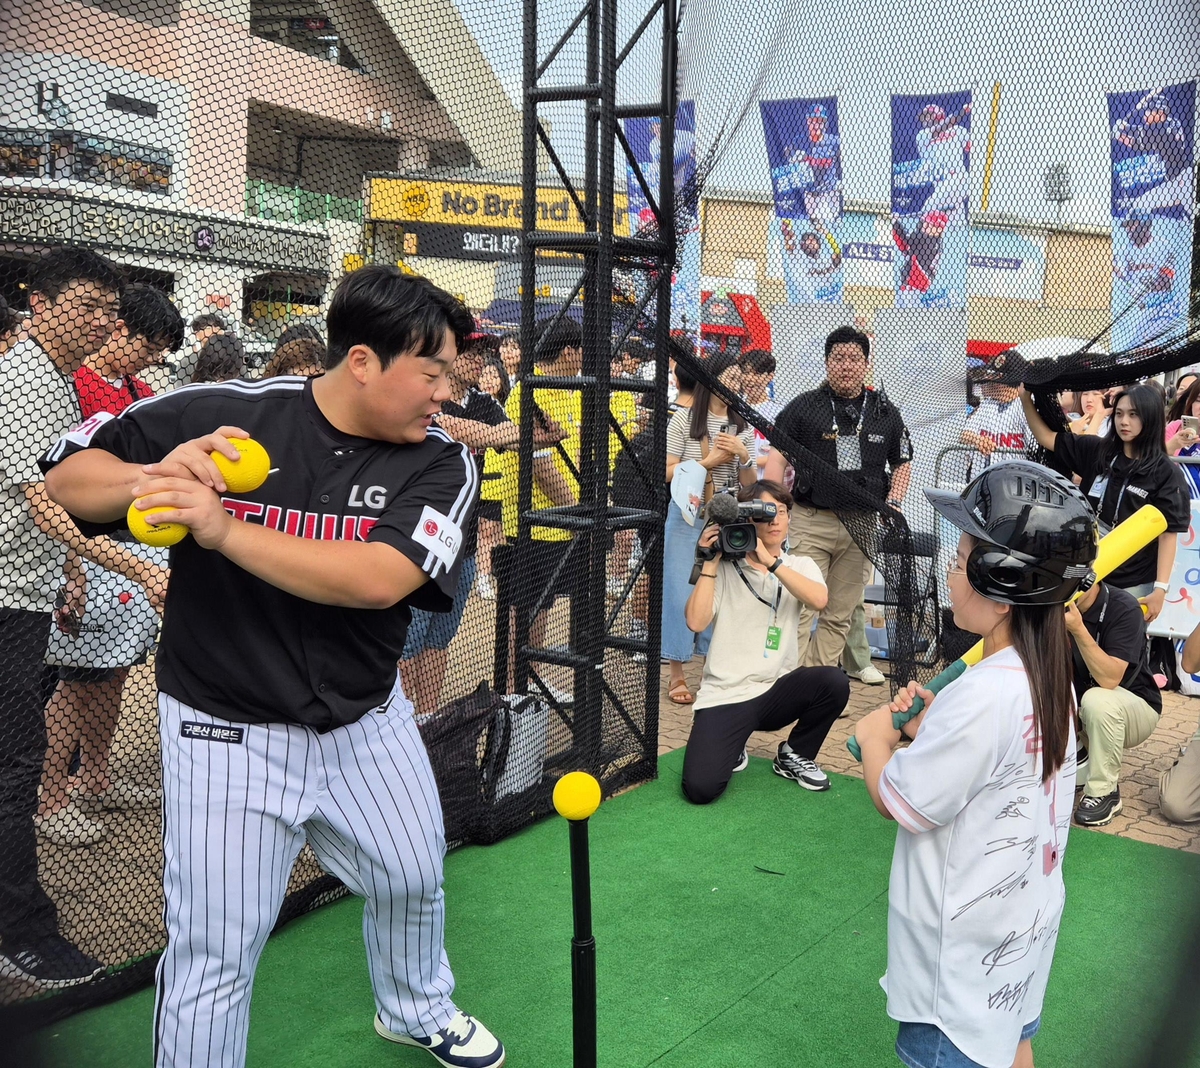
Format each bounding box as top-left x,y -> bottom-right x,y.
28,246 -> 124,304
275,321 -> 324,352
325,265 -> 473,370
824,325 -> 870,361
739,348 -> 776,375
120,284 -> 185,353
190,312 -> 229,334
463,333 -> 501,359
192,333 -> 246,383
533,317 -> 583,364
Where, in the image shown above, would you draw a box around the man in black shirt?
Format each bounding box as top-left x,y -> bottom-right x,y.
42,267 -> 505,1068
400,333 -> 509,717
764,326 -> 911,671
1066,581 -> 1160,827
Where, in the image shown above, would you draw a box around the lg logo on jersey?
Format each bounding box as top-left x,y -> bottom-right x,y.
348,484 -> 387,509
413,505 -> 462,570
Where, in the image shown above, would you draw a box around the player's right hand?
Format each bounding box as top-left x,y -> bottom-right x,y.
129,477 -> 234,552
141,426 -> 250,493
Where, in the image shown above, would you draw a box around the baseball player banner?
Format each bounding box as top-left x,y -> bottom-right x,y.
1107,81 -> 1196,350
760,96 -> 845,305
624,99 -> 701,332
890,90 -> 972,310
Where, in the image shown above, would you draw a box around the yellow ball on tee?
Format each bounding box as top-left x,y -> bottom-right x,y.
213,438 -> 271,494
127,501 -> 188,546
553,772 -> 601,822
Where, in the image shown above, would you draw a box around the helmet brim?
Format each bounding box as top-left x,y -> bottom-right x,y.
924,486 -> 994,545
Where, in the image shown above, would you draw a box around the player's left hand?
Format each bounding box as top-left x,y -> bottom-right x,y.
141,426 -> 250,493
1139,587 -> 1166,622
130,477 -> 234,551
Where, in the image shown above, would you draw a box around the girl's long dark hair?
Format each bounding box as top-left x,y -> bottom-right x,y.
1101,383 -> 1167,474
1008,602 -> 1075,783
689,349 -> 746,440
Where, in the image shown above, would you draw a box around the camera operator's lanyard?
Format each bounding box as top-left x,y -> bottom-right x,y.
830,392 -> 865,471
734,562 -> 783,657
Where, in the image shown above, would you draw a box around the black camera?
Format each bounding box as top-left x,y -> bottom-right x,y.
700,496 -> 777,559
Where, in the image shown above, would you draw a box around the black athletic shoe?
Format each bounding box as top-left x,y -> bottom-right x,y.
0,934 -> 104,989
732,749 -> 749,773
772,745 -> 830,791
1074,789 -> 1122,827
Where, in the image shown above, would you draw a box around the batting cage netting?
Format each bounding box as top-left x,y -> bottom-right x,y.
1,0 -> 1198,1034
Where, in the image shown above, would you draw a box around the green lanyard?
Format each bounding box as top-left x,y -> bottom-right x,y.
733,562 -> 783,657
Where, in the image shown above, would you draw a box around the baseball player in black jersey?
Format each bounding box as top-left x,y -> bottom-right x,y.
42,267 -> 505,1068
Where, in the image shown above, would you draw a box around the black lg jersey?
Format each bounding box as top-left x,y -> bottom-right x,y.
39,376 -> 478,731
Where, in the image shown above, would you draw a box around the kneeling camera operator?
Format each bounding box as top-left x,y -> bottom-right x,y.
681,481 -> 851,804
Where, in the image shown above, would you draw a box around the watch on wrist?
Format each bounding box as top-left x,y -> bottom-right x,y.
767,556 -> 783,573
1153,581 -> 1170,592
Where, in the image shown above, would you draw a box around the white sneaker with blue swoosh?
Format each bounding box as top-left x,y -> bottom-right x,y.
375,1010 -> 506,1067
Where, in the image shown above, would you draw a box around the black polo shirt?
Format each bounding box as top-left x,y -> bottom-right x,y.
1054,432 -> 1190,589
437,386 -> 508,557
40,377 -> 477,731
1071,583 -> 1161,713
774,384 -> 911,508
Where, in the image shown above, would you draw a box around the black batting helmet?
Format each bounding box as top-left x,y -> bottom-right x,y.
926,460 -> 1098,605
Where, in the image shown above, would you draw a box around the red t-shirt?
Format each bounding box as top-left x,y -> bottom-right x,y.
73,365 -> 154,418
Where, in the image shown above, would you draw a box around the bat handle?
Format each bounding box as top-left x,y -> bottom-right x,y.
846,657 -> 970,761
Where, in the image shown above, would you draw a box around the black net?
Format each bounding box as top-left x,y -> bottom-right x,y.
1,0 -> 1198,1041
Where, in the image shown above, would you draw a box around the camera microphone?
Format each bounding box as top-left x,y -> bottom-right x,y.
703,493 -> 740,525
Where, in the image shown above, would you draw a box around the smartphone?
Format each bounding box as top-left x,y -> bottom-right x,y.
1183,416 -> 1200,434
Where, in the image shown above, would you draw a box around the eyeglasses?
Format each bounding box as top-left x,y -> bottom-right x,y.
945,562 -> 966,577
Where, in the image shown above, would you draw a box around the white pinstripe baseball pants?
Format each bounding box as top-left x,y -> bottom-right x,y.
153,681 -> 457,1068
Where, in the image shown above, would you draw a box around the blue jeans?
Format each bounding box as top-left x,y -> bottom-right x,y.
402,555 -> 477,658
896,1019 -> 1040,1068
661,504 -> 712,663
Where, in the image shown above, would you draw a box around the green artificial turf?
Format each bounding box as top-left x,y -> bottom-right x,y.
36,748 -> 1200,1067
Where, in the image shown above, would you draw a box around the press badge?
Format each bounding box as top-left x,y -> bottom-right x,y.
836,434 -> 861,471
765,625 -> 782,652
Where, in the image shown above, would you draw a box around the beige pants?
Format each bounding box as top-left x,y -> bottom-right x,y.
1159,717 -> 1200,824
790,506 -> 868,669
1078,686 -> 1159,797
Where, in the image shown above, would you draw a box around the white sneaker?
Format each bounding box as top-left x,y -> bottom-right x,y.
848,664 -> 886,685
375,1010 -> 505,1067
475,573 -> 497,601
35,801 -> 107,846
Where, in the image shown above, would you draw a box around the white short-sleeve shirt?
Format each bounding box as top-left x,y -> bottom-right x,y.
877,646 -> 1075,1068
694,552 -> 826,710
0,338 -> 81,611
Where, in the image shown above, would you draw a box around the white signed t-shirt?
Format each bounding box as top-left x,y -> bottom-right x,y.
877,646 -> 1075,1068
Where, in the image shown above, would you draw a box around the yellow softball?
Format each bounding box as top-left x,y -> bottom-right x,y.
212,438 -> 271,494
126,501 -> 188,547
553,771 -> 602,822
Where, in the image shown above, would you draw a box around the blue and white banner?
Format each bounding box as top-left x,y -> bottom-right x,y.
1107,81 -> 1196,350
968,228 -> 1046,300
760,96 -> 845,305
890,90 -> 972,310
623,100 -> 700,332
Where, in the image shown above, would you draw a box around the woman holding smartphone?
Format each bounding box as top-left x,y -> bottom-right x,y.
1021,382 -> 1190,621
663,351 -> 757,704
